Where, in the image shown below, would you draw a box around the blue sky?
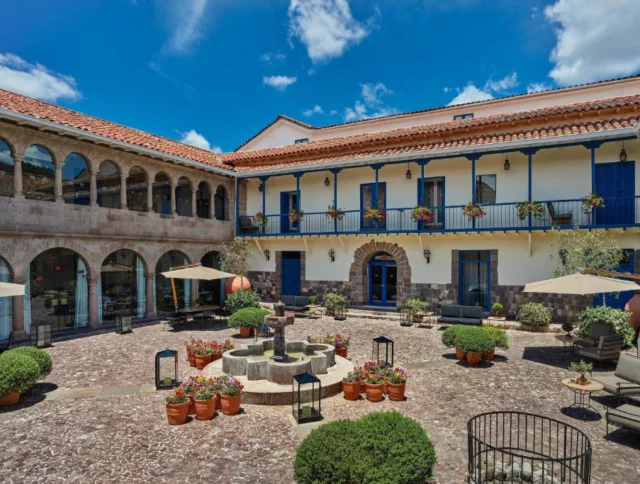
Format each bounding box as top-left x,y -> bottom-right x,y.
0,0 -> 639,152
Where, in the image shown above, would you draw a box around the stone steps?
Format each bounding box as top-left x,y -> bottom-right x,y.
344,307 -> 402,321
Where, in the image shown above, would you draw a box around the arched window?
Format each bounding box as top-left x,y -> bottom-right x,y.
96,160 -> 121,209
0,138 -> 14,197
23,144 -> 55,201
155,250 -> 190,311
175,177 -> 192,217
153,172 -> 171,215
0,256 -> 13,339
101,249 -> 146,321
214,185 -> 227,220
62,153 -> 90,205
126,166 -> 147,212
199,251 -> 221,305
196,181 -> 210,218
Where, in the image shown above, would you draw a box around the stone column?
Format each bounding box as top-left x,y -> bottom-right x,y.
146,180 -> 153,212
120,172 -> 128,210
191,187 -> 197,218
88,276 -> 100,328
170,181 -> 176,216
191,279 -> 198,306
90,170 -> 98,207
55,162 -> 64,202
145,273 -> 156,318
208,189 -> 214,219
12,276 -> 26,339
13,154 -> 24,199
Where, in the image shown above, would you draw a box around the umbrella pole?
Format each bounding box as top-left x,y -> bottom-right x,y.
170,278 -> 178,312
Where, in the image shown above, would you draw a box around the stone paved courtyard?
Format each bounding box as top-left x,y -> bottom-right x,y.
1,316 -> 639,483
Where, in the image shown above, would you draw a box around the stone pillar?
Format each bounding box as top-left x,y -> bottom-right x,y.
120,172 -> 128,210
90,170 -> 98,207
88,276 -> 100,328
145,273 -> 156,318
170,181 -> 176,215
13,154 -> 24,199
191,187 -> 197,218
146,180 -> 153,212
55,162 -> 64,202
208,188 -> 214,219
191,279 -> 198,306
12,276 -> 26,339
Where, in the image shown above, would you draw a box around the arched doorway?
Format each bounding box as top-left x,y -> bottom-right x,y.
155,250 -> 190,312
101,250 -> 146,322
28,248 -> 90,334
0,256 -> 13,339
368,252 -> 397,306
200,251 -> 222,305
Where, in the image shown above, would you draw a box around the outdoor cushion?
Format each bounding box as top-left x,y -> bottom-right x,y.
437,316 -> 461,324
615,354 -> 640,384
590,322 -> 614,339
573,338 -> 597,348
281,295 -> 296,306
441,305 -> 462,318
461,306 -> 483,319
295,296 -> 311,307
458,318 -> 483,325
607,404 -> 640,432
287,305 -> 308,312
597,375 -> 640,396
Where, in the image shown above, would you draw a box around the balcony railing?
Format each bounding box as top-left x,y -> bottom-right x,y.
238,197 -> 640,237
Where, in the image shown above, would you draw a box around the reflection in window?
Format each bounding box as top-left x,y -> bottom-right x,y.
62,153 -> 90,205
155,250 -> 190,311
97,160 -> 121,208
126,166 -> 147,212
101,249 -> 146,321
475,174 -> 496,204
214,186 -> 227,220
153,173 -> 171,215
196,182 -> 210,218
0,138 -> 14,197
175,177 -> 192,216
23,144 -> 55,201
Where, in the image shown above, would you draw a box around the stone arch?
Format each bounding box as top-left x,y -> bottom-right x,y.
349,240 -> 411,305
0,135 -> 16,157
0,255 -> 14,280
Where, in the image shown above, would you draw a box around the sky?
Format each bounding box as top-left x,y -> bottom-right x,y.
1,0 -> 640,153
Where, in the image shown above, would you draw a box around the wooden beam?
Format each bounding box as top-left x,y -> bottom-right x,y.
584,268 -> 640,280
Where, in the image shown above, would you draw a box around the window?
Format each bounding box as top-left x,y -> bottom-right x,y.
475,174 -> 496,204
454,113 -> 474,120
294,138 -> 309,144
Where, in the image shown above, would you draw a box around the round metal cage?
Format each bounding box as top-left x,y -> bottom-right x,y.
467,411 -> 592,484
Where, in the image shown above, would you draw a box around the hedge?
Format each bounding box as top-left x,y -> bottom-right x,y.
5,347 -> 52,377
0,352 -> 40,397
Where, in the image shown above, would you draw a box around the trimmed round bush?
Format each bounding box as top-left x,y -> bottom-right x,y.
228,307 -> 271,329
6,347 -> 52,377
0,352 -> 40,397
482,326 -> 509,350
577,306 -> 634,346
323,292 -> 346,312
516,302 -> 552,326
224,289 -> 260,314
455,328 -> 495,355
441,325 -> 474,347
294,411 -> 436,484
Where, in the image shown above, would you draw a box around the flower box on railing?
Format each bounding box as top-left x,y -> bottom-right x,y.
462,203 -> 485,220
516,201 -> 545,221
325,205 -> 345,221
411,206 -> 434,223
363,207 -> 386,222
289,209 -> 304,223
581,193 -> 605,215
253,212 -> 268,227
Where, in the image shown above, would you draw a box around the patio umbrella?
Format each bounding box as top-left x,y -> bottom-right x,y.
523,272 -> 640,295
0,281 -> 25,298
160,264 -> 237,310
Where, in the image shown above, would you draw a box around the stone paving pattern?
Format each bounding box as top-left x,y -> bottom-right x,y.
1,316 -> 639,483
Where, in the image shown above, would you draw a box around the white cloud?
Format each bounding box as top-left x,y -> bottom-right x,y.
160,0 -> 209,56
485,72 -> 518,92
302,104 -> 324,116
263,75 -> 297,91
527,82 -> 551,93
448,73 -> 518,106
545,0 -> 640,86
344,82 -> 397,122
288,0 -> 375,64
0,53 -> 81,102
443,87 -> 450,93
329,109 -> 338,116
179,129 -> 221,153
260,51 -> 286,64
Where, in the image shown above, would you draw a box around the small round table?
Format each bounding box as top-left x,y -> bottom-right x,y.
561,378 -> 603,420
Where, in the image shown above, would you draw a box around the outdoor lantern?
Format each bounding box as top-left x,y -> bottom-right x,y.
504,158 -> 511,171
324,176 -> 330,187
259,183 -> 263,192
423,249 -> 431,263
292,372 -> 322,424
328,249 -> 335,262
405,163 -> 412,180
32,323 -> 52,348
400,307 -> 413,327
115,314 -> 133,334
155,348 -> 179,390
264,249 -> 270,261
620,142 -> 627,162
372,336 -> 394,367
333,302 -> 346,321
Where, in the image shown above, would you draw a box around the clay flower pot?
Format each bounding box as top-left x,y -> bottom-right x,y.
215,392 -> 222,411
220,394 -> 242,415
187,394 -> 196,415
387,382 -> 406,402
466,353 -> 482,366
482,349 -> 495,361
0,391 -> 19,407
359,378 -> 367,394
383,381 -> 389,395
195,353 -> 212,371
165,401 -> 190,425
239,327 -> 252,338
195,398 -> 216,421
335,347 -> 348,359
211,353 -> 222,362
342,381 -> 360,401
455,347 -> 466,360
366,383 -> 384,402
188,351 -> 196,368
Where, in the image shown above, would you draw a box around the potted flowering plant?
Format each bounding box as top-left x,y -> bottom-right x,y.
325,204 -> 345,221
581,193 -> 605,215
253,212 -> 268,227
208,341 -> 223,361
462,203 -> 485,220
218,374 -> 244,415
332,334 -> 350,358
165,388 -> 190,425
342,367 -> 363,401
194,387 -> 216,421
185,338 -> 199,367
387,368 -> 409,401
364,371 -> 385,402
180,376 -> 202,415
379,366 -> 394,395
363,207 -> 386,223
361,361 -> 381,394
289,209 -> 304,223
193,343 -> 213,370
411,206 -> 434,223
516,201 -> 545,221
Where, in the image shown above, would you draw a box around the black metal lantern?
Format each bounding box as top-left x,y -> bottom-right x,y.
504,158 -> 511,171
155,348 -> 179,390
324,176 -> 330,187
372,336 -> 394,367
32,323 -> 52,348
328,249 -> 335,262
115,314 -> 133,334
620,142 -> 627,162
292,372 -> 322,424
400,307 -> 413,327
333,302 -> 346,321
423,249 -> 431,263
259,183 -> 263,192
264,249 -> 270,261
405,163 -> 412,179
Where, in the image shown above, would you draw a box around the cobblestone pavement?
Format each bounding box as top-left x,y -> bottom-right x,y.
1,316 -> 638,483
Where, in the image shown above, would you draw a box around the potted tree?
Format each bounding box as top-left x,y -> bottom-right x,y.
387,368 -> 409,402
489,302 -> 506,321
456,329 -> 495,367
324,292 -> 346,317
219,375 -> 244,415
569,360 -> 593,386
165,388 -> 190,425
342,368 -> 362,401
228,307 -> 270,338
562,322 -> 574,340
194,387 -> 216,421
402,298 -> 430,325
364,371 -> 385,402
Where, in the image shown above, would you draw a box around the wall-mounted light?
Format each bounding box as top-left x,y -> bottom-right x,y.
503,158 -> 511,171
423,249 -> 431,264
405,163 -> 412,180
259,183 -> 263,192
324,177 -> 330,187
619,141 -> 627,162
328,249 -> 335,262
264,249 -> 270,261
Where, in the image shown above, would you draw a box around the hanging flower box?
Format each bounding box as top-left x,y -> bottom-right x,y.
252,212 -> 268,227
581,193 -> 605,214
516,201 -> 545,221
325,205 -> 345,221
289,209 -> 304,223
411,206 -> 434,223
462,203 -> 485,220
363,207 -> 386,222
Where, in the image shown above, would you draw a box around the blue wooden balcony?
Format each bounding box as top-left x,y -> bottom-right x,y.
238,197 -> 640,237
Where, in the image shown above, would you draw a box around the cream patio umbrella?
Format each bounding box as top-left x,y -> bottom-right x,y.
523,272 -> 640,295
160,263 -> 237,310
0,281 -> 25,298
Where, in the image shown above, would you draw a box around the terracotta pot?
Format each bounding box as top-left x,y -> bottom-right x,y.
195,353 -> 212,370
366,383 -> 384,402
359,378 -> 367,393
335,347 -> 348,358
239,327 -> 252,338
387,382 -> 406,402
188,350 -> 196,367
455,347 -> 466,360
482,349 -> 495,361
187,394 -> 196,415
342,381 -> 360,401
383,381 -> 389,395
195,398 -> 216,421
215,392 -> 222,411
211,353 -> 222,362
224,276 -> 251,295
0,391 -> 19,407
220,394 -> 242,415
165,401 -> 190,425
466,353 -> 482,366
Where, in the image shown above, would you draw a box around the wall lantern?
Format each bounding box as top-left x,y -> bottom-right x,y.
32,323 -> 52,348
115,314 -> 133,334
405,163 -> 412,180
264,249 -> 270,261
328,249 -> 335,262
155,348 -> 179,390
258,183 -> 263,192
504,158 -> 511,171
324,177 -> 330,187
292,372 -> 322,424
372,336 -> 394,367
423,249 -> 431,264
619,141 -> 627,162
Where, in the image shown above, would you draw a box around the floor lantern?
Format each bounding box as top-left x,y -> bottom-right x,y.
32,323 -> 52,348
115,314 -> 133,334
292,372 -> 322,424
155,348 -> 178,390
400,307 -> 413,327
333,302 -> 347,321
372,336 -> 394,367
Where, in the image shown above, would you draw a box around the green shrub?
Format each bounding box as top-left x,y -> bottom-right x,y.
441,325 -> 474,347
402,298 -> 430,315
0,352 -> 40,397
455,328 -> 495,354
7,347 -> 52,377
491,302 -> 504,316
577,306 -> 634,346
324,292 -> 346,310
294,411 -> 436,484
224,289 -> 260,314
228,307 -> 271,329
516,302 -> 552,326
482,326 -> 509,350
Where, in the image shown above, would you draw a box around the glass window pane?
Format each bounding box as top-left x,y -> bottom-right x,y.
476,174 -> 496,204
0,139 -> 14,197
63,153 -> 90,205
23,145 -> 55,201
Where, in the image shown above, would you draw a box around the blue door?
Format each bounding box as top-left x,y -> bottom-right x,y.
281,252 -> 301,296
280,191 -> 299,233
593,249 -> 635,309
368,253 -> 397,306
595,161 -> 635,225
